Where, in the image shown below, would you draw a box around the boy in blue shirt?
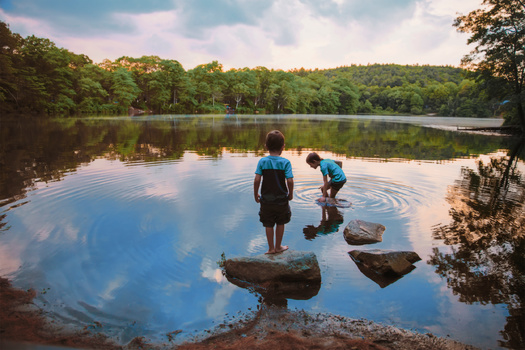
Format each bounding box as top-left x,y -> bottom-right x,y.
254,130 -> 294,254
306,152 -> 346,203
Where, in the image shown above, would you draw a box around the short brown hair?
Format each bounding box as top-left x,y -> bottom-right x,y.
265,130 -> 285,152
306,152 -> 322,163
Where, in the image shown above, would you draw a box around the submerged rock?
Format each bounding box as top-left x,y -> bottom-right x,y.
349,250 -> 422,288
343,219 -> 385,245
316,197 -> 352,208
224,250 -> 321,300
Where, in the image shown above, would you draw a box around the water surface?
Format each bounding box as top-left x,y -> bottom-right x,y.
0,115 -> 523,349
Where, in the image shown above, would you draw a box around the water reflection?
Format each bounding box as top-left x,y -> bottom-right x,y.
303,205 -> 344,240
0,116 -> 508,209
0,115 -> 523,349
225,275 -> 321,306
429,141 -> 525,349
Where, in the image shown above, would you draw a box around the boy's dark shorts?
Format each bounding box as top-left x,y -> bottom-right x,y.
259,202 -> 291,227
329,179 -> 346,191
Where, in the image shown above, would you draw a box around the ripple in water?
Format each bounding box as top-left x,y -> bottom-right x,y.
294,173 -> 425,220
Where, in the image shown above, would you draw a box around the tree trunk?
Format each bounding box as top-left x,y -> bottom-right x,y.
516,101 -> 525,136
235,95 -> 242,109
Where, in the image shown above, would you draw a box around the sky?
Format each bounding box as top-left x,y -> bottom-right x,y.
0,0 -> 482,71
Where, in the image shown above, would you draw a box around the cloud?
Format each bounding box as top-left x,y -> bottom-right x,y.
300,0 -> 417,23
176,0 -> 274,38
0,0 -> 174,35
0,0 -> 482,70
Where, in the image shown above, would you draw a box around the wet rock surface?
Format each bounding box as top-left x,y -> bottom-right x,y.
224,250 -> 321,284
344,219 -> 386,245
223,250 -> 322,301
349,250 -> 422,288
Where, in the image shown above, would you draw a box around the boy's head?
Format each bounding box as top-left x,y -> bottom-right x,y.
265,130 -> 285,153
306,152 -> 322,168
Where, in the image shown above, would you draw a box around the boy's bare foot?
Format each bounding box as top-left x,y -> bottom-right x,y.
275,245 -> 289,253
265,249 -> 276,254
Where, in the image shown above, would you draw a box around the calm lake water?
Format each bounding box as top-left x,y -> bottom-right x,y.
0,115 -> 523,349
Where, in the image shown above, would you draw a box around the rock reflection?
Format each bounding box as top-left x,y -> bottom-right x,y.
225,276 -> 321,307
429,140 -> 525,349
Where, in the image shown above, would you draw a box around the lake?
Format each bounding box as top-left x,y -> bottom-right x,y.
0,114 -> 523,349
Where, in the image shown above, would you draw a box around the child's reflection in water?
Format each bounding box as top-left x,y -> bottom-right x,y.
303,205 -> 344,240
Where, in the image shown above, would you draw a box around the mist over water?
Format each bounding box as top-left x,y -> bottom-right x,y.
0,115 -> 523,349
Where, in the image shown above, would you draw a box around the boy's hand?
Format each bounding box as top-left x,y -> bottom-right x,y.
286,178 -> 294,201
254,174 -> 262,203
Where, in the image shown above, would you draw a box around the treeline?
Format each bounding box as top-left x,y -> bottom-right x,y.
1,21 -> 497,117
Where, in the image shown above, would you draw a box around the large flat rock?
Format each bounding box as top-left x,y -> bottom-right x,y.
224,250 -> 321,284
224,250 -> 322,300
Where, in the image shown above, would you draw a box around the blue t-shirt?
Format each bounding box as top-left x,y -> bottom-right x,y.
320,159 -> 346,183
255,155 -> 293,204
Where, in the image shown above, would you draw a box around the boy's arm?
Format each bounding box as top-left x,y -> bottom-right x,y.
287,177 -> 294,201
254,174 -> 262,203
322,175 -> 329,198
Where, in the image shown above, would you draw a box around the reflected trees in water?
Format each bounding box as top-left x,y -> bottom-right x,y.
429,141 -> 525,349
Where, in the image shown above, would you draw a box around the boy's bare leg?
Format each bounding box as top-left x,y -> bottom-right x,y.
274,224 -> 289,253
265,227 -> 276,254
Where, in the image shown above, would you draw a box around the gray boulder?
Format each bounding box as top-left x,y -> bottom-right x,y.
343,219 -> 385,245
224,250 -> 321,300
349,250 -> 422,288
224,250 -> 321,283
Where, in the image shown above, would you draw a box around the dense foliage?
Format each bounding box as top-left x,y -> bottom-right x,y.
1,20 -> 497,118
454,0 -> 525,132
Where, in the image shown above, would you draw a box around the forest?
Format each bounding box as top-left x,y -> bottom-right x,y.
0,20 -> 500,118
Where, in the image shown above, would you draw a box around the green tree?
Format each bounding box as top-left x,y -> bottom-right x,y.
158,59 -> 189,113
15,35 -> 91,115
225,68 -> 257,111
75,64 -> 112,113
269,71 -> 297,113
333,77 -> 360,114
188,61 -> 225,112
410,93 -> 424,114
110,68 -> 140,112
253,66 -> 284,112
454,0 -> 525,133
0,21 -> 22,111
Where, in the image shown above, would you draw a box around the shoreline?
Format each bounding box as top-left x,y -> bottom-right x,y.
1,277 -> 479,350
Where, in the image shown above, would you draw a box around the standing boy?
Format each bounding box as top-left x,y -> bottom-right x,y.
254,130 -> 294,254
